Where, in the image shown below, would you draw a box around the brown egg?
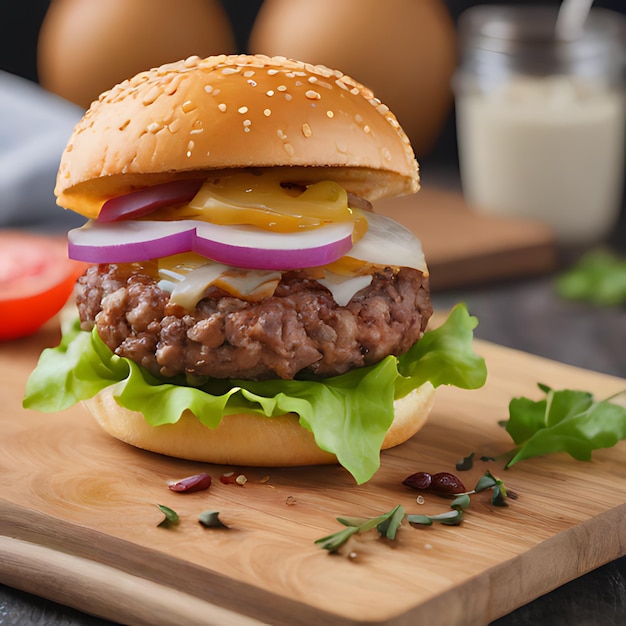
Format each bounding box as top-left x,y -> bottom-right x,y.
38,0 -> 236,108
250,0 -> 457,156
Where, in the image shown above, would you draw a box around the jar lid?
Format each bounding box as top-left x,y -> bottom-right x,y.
458,6 -> 624,79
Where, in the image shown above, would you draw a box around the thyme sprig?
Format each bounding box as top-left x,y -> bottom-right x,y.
316,471 -> 511,553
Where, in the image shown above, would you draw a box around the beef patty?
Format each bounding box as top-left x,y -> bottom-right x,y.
76,264 -> 432,381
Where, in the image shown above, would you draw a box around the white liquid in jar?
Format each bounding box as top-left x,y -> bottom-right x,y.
456,75 -> 624,244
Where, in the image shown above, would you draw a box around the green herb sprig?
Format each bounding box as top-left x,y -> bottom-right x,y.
156,504 -> 180,528
315,505 -> 406,552
555,249 -> 626,306
315,471 -> 510,553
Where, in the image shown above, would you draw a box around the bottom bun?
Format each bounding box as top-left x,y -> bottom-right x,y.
84,382 -> 436,467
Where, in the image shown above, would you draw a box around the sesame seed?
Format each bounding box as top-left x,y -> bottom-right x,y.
243,119 -> 251,127
266,90 -> 275,97
222,67 -> 240,74
301,123 -> 312,138
350,87 -> 360,96
363,125 -> 371,133
238,106 -> 248,114
277,85 -> 287,92
146,122 -> 160,133
305,90 -> 321,100
168,118 -> 182,133
283,142 -> 295,156
284,93 -> 292,101
181,100 -> 196,113
277,129 -> 287,140
267,69 -> 279,75
382,147 -> 391,160
164,77 -> 181,96
142,86 -> 161,105
243,70 -> 255,77
213,88 -> 221,96
308,76 -> 318,83
336,140 -> 347,153
263,108 -> 272,116
190,128 -> 204,134
204,85 -> 213,94
186,140 -> 195,157
326,110 -> 334,118
247,79 -> 257,87
218,103 -> 227,112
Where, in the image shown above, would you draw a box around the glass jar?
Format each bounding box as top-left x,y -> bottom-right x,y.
454,6 -> 625,245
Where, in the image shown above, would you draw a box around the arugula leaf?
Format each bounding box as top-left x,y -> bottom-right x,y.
555,249 -> 626,306
502,384 -> 626,467
23,304 -> 486,484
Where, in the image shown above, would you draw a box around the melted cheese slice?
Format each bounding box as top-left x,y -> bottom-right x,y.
155,172 -> 364,234
317,273 -> 373,306
158,253 -> 281,309
158,253 -> 375,310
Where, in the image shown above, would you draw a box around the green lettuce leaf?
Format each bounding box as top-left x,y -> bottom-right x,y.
23,303 -> 486,483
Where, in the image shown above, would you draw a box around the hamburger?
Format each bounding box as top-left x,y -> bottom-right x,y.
24,54 -> 486,484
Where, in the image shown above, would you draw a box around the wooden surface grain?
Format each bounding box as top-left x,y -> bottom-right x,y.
1,322 -> 624,626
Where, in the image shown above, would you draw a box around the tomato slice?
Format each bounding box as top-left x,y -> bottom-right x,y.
0,231 -> 88,340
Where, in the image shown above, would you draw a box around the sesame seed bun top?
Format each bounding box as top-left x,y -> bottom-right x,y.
55,54 -> 419,218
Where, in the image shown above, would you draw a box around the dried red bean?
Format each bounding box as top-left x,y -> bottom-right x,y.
219,472 -> 238,484
167,472 -> 212,493
430,472 -> 466,496
402,471 -> 433,491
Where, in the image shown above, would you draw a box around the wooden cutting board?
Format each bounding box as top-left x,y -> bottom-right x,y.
374,188 -> 558,290
1,322 -> 624,626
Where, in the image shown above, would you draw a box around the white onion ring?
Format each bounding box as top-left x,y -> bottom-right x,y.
97,180 -> 203,222
346,212 -> 427,274
68,219 -> 355,270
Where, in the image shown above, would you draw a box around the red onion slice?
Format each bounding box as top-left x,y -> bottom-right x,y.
68,219 -> 355,269
97,179 -> 204,222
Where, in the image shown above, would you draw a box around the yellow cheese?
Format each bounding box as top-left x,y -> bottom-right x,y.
155,172 -> 362,234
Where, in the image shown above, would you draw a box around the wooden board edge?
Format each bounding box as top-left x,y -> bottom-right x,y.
0,534 -> 267,626
394,503 -> 626,625
2,499 -> 624,626
429,240 -> 559,291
